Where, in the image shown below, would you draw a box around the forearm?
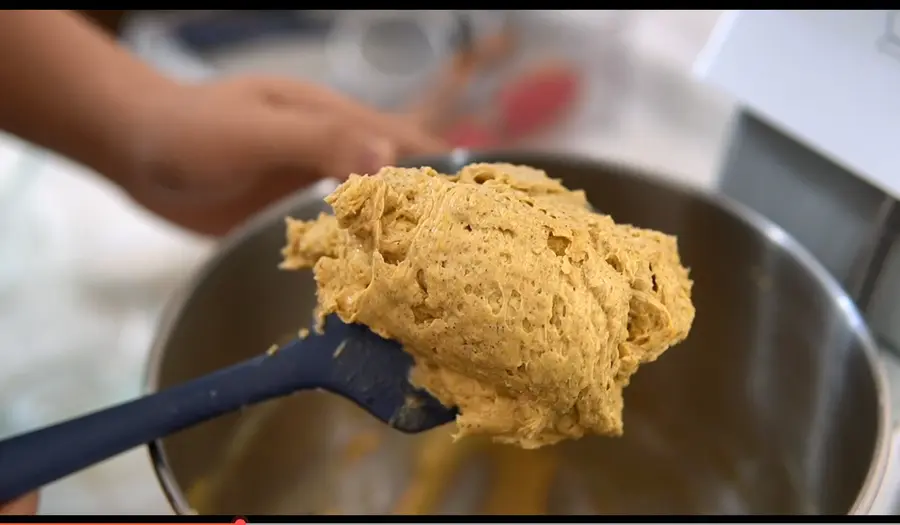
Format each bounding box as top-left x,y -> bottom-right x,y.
0,10 -> 174,178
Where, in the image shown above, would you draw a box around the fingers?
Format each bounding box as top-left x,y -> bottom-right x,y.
0,492 -> 39,515
136,166 -> 323,237
126,76 -> 451,237
249,110 -> 400,179
250,77 -> 448,157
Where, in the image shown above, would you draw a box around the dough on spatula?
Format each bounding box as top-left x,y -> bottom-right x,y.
281,163 -> 694,448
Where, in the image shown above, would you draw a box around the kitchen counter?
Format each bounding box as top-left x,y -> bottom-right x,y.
0,135 -> 213,513
11,10 -> 891,515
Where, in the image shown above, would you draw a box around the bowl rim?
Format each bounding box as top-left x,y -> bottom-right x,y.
143,149 -> 892,515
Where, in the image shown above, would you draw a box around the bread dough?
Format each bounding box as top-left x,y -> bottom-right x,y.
281,163 -> 694,448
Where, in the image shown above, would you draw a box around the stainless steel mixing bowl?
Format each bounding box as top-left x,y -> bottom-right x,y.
146,152 -> 892,515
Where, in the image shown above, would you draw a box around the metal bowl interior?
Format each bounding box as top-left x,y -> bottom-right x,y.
146,152 -> 888,515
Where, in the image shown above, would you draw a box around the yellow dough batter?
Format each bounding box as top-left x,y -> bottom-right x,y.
281,163 -> 694,448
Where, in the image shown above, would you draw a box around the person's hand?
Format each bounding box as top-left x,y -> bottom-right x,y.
0,492 -> 39,515
115,76 -> 447,236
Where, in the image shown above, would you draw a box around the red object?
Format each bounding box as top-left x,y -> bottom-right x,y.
442,117 -> 503,149
496,62 -> 582,140
433,59 -> 582,149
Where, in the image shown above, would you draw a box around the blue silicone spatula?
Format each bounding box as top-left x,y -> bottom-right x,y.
0,314 -> 457,503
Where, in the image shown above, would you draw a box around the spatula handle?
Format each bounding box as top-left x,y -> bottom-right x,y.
0,334 -> 338,503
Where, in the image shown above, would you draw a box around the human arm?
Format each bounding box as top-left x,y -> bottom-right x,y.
0,10 -> 168,181
0,10 -> 446,236
0,491 -> 38,515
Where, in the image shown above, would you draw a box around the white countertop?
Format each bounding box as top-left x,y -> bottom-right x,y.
0,136 -> 214,513
0,10 -> 737,514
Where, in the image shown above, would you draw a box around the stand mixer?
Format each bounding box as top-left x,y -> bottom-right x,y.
698,10 -> 900,362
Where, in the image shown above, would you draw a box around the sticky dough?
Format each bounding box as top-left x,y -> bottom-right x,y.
281,163 -> 695,448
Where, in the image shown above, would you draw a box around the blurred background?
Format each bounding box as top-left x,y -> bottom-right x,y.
0,10 -> 734,513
